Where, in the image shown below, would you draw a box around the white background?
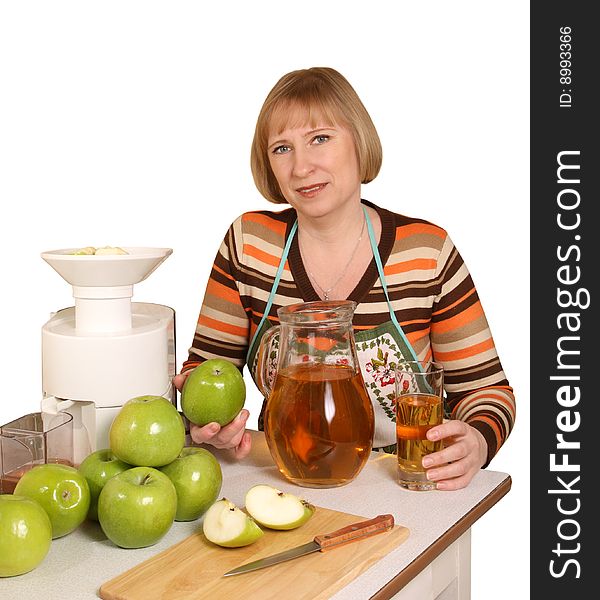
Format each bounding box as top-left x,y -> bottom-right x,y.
0,2 -> 529,597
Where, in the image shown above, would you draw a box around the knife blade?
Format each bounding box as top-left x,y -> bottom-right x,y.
223,513 -> 394,577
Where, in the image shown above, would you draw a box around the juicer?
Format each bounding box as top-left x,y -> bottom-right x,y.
39,247 -> 176,464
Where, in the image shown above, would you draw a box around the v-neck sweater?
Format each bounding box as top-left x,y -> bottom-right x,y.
286,200 -> 397,304
182,200 -> 515,466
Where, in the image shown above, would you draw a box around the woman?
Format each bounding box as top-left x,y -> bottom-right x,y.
174,67 -> 515,490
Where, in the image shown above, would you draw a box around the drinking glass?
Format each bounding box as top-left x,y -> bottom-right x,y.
395,361 -> 444,491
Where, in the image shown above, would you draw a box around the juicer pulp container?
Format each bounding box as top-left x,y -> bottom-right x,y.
0,412 -> 73,493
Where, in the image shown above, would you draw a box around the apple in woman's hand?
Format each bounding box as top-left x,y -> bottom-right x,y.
181,359 -> 246,426
0,494 -> 52,577
78,449 -> 133,520
244,484 -> 315,530
14,464 -> 90,539
98,467 -> 177,549
159,447 -> 223,521
202,498 -> 263,547
109,395 -> 185,467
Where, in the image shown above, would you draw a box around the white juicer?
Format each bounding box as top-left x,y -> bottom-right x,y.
40,247 -> 176,465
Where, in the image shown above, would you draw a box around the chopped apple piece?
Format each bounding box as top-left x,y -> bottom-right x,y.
202,498 -> 263,548
71,246 -> 96,255
94,246 -> 128,255
69,246 -> 129,256
244,484 -> 315,530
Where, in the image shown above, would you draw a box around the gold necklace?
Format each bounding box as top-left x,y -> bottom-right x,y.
302,214 -> 366,301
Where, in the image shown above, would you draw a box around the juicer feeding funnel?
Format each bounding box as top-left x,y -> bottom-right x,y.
41,246 -> 172,288
41,247 -> 173,332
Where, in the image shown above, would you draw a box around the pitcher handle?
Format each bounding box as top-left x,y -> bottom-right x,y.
255,325 -> 280,399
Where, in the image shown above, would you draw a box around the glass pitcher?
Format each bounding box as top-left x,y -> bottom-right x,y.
256,300 -> 374,488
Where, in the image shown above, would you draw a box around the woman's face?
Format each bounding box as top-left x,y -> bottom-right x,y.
266,107 -> 361,219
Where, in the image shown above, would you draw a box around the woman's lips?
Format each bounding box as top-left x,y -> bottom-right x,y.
296,183 -> 327,198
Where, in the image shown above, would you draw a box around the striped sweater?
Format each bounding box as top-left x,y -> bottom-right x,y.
183,200 -> 516,466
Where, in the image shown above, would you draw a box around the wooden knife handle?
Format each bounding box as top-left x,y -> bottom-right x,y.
314,514 -> 395,551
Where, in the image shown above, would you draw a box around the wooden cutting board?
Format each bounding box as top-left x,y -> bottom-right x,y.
99,506 -> 409,600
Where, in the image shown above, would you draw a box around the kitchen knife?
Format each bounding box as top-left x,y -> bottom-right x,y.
223,513 -> 394,577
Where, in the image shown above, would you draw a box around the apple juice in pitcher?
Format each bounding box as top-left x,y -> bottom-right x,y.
257,301 -> 374,488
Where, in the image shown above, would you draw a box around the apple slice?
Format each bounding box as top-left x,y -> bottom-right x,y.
244,484 -> 315,530
202,498 -> 263,548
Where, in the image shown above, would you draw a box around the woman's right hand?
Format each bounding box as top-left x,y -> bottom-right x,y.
172,371 -> 191,393
173,371 -> 252,459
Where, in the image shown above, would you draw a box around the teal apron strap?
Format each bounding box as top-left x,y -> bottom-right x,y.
246,219 -> 298,363
363,206 -> 421,365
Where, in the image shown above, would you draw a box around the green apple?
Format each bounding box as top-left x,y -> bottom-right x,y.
181,359 -> 246,426
78,449 -> 133,521
159,447 -> 223,521
244,484 -> 315,530
0,494 -> 52,577
109,395 -> 185,467
202,498 -> 263,548
14,464 -> 90,539
97,466 -> 177,549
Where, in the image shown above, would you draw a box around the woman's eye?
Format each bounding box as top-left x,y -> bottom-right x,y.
313,134 -> 330,144
272,145 -> 291,155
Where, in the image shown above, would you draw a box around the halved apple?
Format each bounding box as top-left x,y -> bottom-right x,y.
244,484 -> 315,530
202,498 -> 263,548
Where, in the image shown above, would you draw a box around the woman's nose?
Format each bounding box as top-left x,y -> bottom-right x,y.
291,147 -> 314,178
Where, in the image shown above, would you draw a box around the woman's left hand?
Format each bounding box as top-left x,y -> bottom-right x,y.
421,420 -> 488,490
188,410 -> 252,459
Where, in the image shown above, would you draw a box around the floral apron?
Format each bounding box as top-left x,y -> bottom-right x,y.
246,207 -> 421,451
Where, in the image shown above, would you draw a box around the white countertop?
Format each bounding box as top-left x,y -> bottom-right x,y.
0,431 -> 510,599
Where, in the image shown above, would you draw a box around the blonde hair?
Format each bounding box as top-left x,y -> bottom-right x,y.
251,67 -> 383,204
